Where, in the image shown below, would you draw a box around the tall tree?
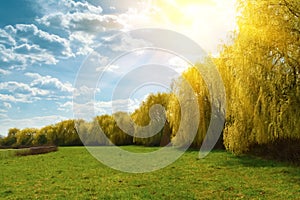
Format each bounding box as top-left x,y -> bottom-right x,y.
167,65 -> 212,148
218,0 -> 300,153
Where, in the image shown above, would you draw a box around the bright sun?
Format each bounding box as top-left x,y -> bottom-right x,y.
146,0 -> 237,53
157,0 -> 217,24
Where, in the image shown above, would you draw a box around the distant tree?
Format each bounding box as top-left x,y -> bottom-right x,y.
75,119 -> 89,143
16,128 -> 38,147
111,112 -> 134,145
55,120 -> 82,146
39,125 -> 58,145
36,134 -> 48,145
85,117 -> 110,146
0,128 -> 19,146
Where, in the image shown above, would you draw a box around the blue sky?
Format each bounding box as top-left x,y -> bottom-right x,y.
0,0 -> 236,136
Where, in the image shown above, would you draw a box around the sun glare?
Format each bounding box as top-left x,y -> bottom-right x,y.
148,0 -> 237,53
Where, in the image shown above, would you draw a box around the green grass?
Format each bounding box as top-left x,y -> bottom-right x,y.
0,149 -> 29,159
1,146 -> 299,199
0,149 -> 15,159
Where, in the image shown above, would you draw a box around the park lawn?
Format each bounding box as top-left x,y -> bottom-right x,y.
0,146 -> 299,199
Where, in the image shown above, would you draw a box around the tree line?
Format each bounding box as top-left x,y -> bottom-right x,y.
1,0 -> 299,162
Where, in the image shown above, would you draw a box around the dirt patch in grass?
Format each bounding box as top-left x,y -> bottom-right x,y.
15,146 -> 58,156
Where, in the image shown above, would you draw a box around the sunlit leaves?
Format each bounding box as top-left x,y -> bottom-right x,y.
219,0 -> 300,153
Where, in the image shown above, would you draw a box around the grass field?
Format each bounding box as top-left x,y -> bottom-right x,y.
1,146 -> 299,199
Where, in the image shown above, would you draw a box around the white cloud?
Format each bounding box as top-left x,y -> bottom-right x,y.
89,52 -> 109,64
36,0 -> 103,15
73,101 -> 95,121
0,74 -> 74,104
63,0 -> 103,14
110,34 -> 152,52
68,13 -> 123,32
73,98 -> 141,120
0,81 -> 50,96
69,31 -> 94,55
0,29 -> 16,46
58,101 -> 73,112
34,0 -> 124,57
96,64 -> 120,73
0,23 -> 75,69
73,85 -> 100,98
95,98 -> 141,115
14,24 -> 73,58
25,72 -> 74,93
14,43 -> 42,53
36,0 -> 123,33
0,69 -> 11,75
0,94 -> 32,103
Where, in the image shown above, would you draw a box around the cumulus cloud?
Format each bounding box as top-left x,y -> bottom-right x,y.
38,12 -> 123,33
0,23 -> 73,69
0,29 -> 16,47
36,0 -> 103,16
62,0 -> 103,13
0,81 -> 50,104
0,81 -> 49,96
0,93 -> 32,103
34,0 -> 125,56
58,101 -> 73,112
33,0 -> 127,57
25,72 -> 74,93
14,24 -> 73,57
0,73 -> 74,104
69,31 -> 95,55
73,85 -> 99,98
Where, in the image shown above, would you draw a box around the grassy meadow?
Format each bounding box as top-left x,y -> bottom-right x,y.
1,146 -> 299,199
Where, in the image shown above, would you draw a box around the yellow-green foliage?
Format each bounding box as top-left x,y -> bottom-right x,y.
218,0 -> 300,153
167,66 -> 211,148
15,128 -> 38,146
131,93 -> 170,146
96,113 -> 133,146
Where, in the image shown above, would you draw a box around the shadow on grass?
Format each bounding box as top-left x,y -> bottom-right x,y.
218,151 -> 300,185
186,147 -> 300,185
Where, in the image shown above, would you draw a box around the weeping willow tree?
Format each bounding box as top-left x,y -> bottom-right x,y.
218,0 -> 300,154
131,93 -> 170,146
167,65 -> 212,148
95,114 -> 133,146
